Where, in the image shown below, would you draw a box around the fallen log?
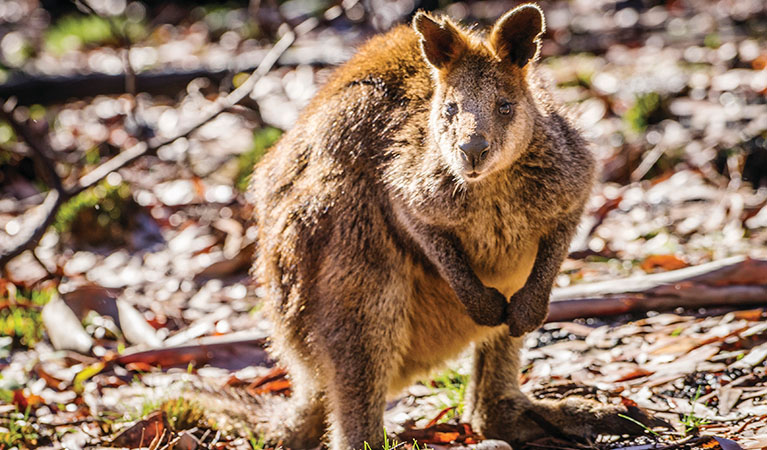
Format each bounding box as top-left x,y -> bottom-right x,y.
547,256 -> 767,322
0,45 -> 349,106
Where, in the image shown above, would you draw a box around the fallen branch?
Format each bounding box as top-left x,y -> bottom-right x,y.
114,332 -> 271,370
547,256 -> 767,322
0,31 -> 296,267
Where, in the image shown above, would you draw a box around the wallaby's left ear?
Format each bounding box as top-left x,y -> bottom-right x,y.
490,4 -> 545,68
413,12 -> 466,70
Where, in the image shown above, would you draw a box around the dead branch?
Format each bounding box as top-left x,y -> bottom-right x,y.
547,256 -> 767,322
114,333 -> 271,369
0,31 -> 296,268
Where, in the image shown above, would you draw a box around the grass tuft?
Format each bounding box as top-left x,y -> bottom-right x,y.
0,286 -> 55,348
54,180 -> 133,245
430,369 -> 468,422
0,407 -> 40,449
682,386 -> 710,435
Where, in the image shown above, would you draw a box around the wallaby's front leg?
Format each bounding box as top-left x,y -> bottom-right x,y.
398,206 -> 507,327
506,214 -> 580,337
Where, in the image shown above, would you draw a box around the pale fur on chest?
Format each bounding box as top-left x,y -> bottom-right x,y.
455,186 -> 541,298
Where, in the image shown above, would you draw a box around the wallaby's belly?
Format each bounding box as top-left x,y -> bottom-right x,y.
390,241 -> 538,395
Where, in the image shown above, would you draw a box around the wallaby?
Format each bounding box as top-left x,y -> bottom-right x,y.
241,4 -> 662,449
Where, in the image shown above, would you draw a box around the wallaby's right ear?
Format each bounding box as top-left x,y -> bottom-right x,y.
413,12 -> 466,70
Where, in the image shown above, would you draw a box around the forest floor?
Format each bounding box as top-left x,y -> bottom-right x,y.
1,0 -> 767,449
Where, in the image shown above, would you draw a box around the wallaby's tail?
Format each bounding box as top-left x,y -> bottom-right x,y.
182,379 -> 326,449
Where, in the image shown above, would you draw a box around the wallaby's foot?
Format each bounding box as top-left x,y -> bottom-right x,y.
470,392 -> 667,445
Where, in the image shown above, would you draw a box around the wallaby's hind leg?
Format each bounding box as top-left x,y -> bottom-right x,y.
463,331 -> 664,445
318,318 -> 390,450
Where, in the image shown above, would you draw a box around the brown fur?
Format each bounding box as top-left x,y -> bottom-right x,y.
246,4 -> 659,449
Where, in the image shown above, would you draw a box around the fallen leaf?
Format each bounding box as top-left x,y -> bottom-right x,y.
42,294 -> 93,353
399,422 -> 483,445
640,254 -> 688,273
73,361 -> 105,394
249,366 -> 291,396
12,389 -> 44,410
110,410 -> 170,448
425,406 -> 457,428
714,436 -> 745,450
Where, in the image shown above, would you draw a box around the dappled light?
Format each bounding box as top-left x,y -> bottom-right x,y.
1,0 -> 767,449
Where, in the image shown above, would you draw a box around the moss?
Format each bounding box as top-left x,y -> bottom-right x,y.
45,14 -> 146,55
624,92 -> 662,133
54,180 -> 131,236
236,127 -> 283,192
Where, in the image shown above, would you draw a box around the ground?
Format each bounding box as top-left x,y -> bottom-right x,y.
1,0 -> 767,449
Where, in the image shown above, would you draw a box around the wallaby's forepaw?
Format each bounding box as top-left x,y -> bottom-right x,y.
458,283 -> 508,327
469,286 -> 508,327
505,289 -> 547,337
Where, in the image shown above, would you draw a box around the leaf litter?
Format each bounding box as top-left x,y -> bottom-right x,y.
1,0 -> 767,449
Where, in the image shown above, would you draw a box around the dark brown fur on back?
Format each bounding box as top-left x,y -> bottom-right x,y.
246,5 -> 661,449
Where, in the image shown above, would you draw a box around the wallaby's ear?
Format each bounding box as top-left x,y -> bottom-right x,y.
490,4 -> 545,68
413,12 -> 466,69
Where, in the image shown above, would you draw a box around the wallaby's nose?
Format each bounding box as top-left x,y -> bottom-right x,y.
459,134 -> 490,168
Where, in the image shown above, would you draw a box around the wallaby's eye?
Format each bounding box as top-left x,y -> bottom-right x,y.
445,102 -> 458,117
498,102 -> 513,116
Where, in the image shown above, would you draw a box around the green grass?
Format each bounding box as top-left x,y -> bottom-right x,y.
0,407 -> 40,449
362,429 -> 404,450
362,430 -> 430,450
248,431 -> 265,450
682,387 -> 710,435
0,287 -> 55,348
135,397 -> 211,431
161,397 -> 211,430
618,413 -> 660,438
429,369 -> 468,422
236,127 -> 283,192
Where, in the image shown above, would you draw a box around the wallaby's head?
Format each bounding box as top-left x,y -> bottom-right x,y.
413,4 -> 545,183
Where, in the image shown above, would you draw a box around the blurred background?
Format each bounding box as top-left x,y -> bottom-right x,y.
1,0 -> 767,449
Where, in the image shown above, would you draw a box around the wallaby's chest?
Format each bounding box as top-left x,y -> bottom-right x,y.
457,199 -> 540,298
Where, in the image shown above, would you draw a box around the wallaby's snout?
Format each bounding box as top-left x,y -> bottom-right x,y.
459,133 -> 490,171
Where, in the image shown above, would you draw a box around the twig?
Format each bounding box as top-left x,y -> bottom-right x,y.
631,145 -> 666,182
0,106 -> 67,267
0,30 -> 296,268
72,28 -> 295,198
0,107 -> 62,193
74,0 -> 141,129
